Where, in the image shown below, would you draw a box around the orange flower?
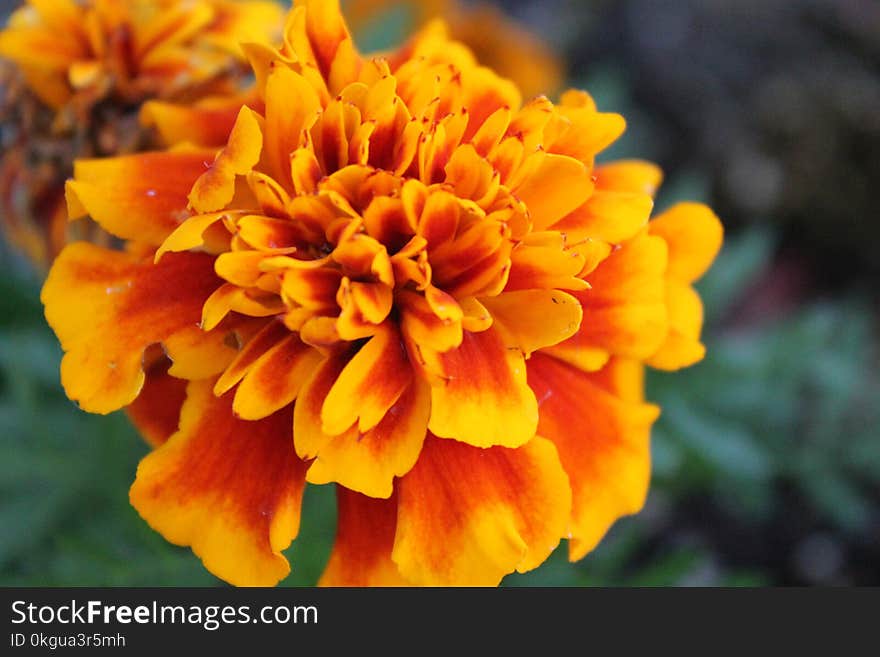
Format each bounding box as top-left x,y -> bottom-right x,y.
0,0 -> 282,266
0,0 -> 282,109
42,0 -> 722,586
345,0 -> 564,99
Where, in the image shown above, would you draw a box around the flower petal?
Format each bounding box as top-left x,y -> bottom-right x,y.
162,320 -> 240,381
561,232 -> 668,365
551,190 -> 653,245
264,65 -> 321,188
646,280 -> 707,371
135,2 -> 215,62
481,289 -> 583,357
214,318 -> 290,395
306,378 -> 430,498
66,151 -> 216,245
294,0 -> 359,90
199,0 -> 284,56
233,334 -> 323,420
505,238 -> 590,293
393,435 -> 571,586
125,357 -> 187,448
398,289 -> 462,353
294,353 -> 345,460
426,326 -> 538,448
594,160 -> 663,197
214,250 -> 272,287
511,153 -> 592,231
650,203 -> 723,283
0,24 -> 84,76
155,212 -> 232,262
539,342 -> 610,373
552,99 -> 626,161
237,214 -> 309,251
319,488 -> 409,586
141,96 -> 249,148
461,66 -> 522,144
188,107 -> 264,213
321,324 -> 412,435
201,283 -> 285,331
130,381 -> 306,587
41,244 -> 228,414
527,353 -> 659,560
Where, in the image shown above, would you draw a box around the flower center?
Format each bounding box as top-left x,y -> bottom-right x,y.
170,56 -> 594,366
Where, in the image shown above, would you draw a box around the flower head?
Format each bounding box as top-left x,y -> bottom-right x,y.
0,0 -> 282,109
42,0 -> 722,586
0,0 -> 282,265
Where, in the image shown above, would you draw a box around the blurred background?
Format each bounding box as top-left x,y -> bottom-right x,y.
0,0 -> 878,586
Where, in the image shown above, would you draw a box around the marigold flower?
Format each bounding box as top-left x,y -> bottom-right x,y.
0,0 -> 282,265
42,0 -> 723,586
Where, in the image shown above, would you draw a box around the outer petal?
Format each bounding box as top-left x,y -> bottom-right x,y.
505,238 -> 590,293
540,342 -> 610,373
65,151 -> 217,246
594,160 -> 663,197
552,99 -> 626,162
646,280 -> 706,371
557,232 -> 668,367
393,435 -> 571,586
551,190 -> 653,245
125,357 -> 187,448
319,488 -> 410,587
649,203 -> 723,283
527,353 -> 659,561
130,381 -> 307,587
426,326 -> 538,449
41,244 -> 227,414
